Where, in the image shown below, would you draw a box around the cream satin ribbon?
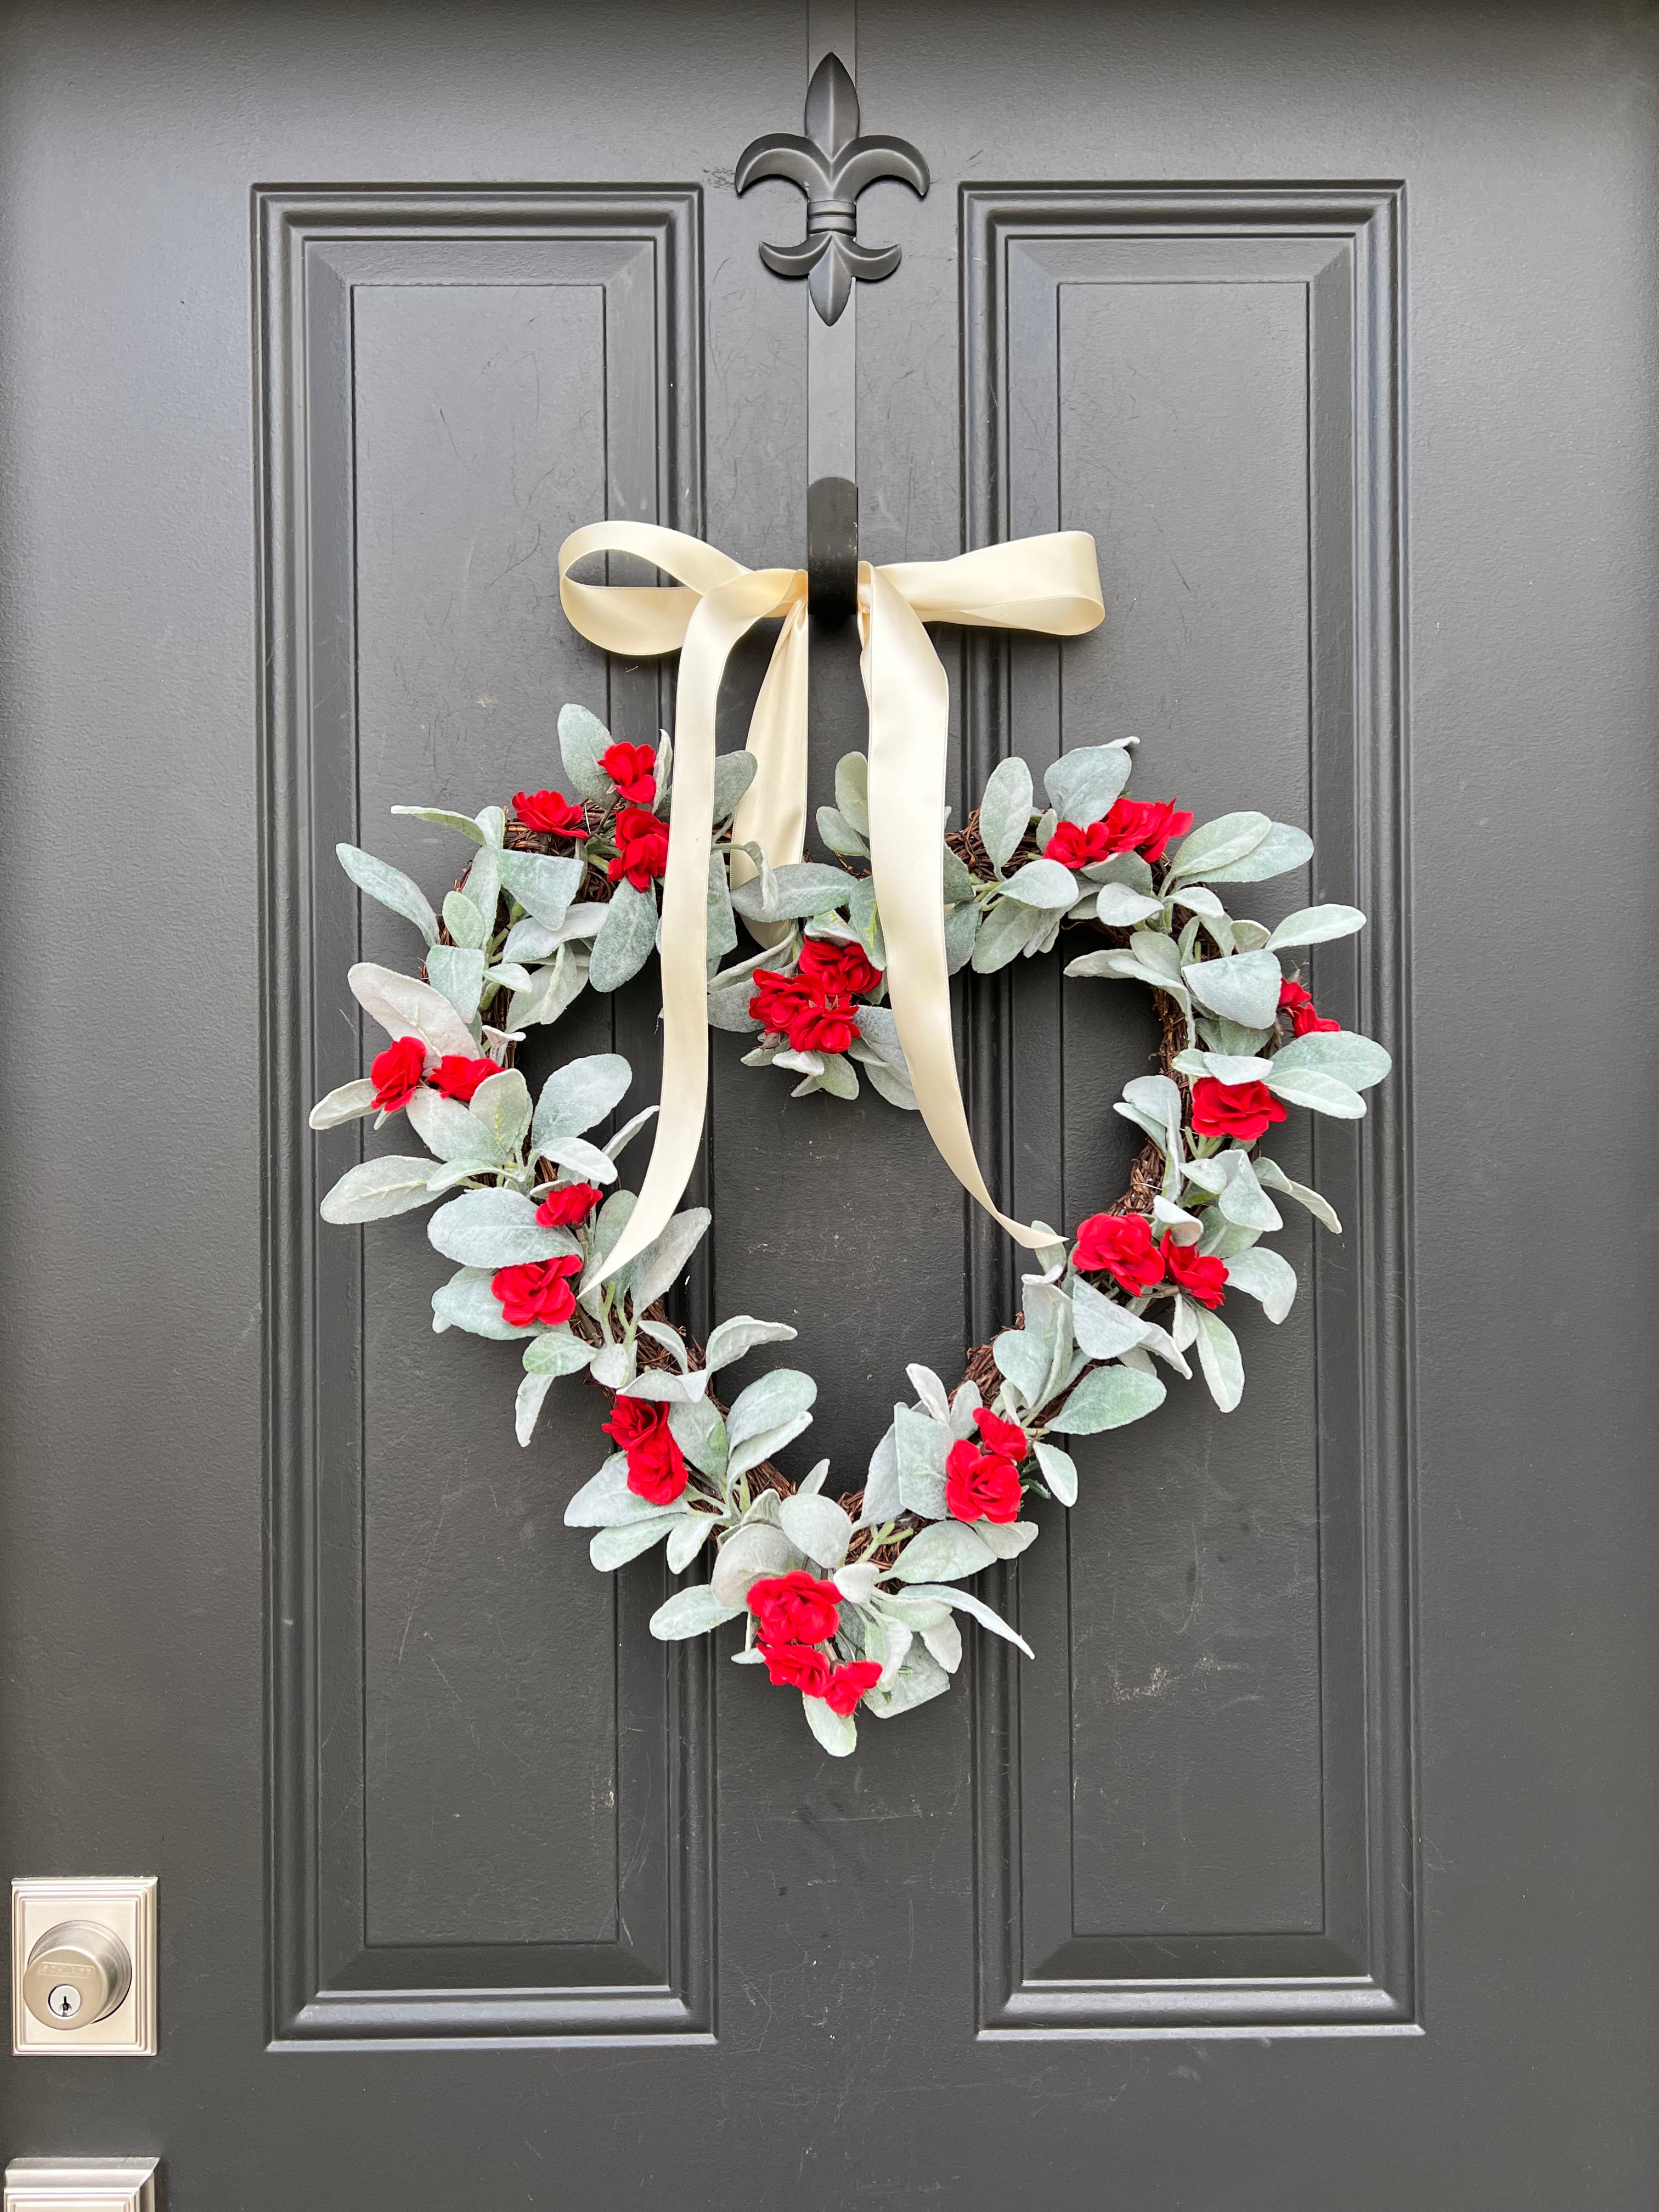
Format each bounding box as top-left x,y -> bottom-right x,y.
556,521 -> 1104,1286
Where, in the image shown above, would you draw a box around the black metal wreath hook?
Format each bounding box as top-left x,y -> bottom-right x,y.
736,52 -> 929,326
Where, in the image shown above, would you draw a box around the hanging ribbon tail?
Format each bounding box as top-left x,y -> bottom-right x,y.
861,532 -> 1105,1252
558,535 -> 805,1290
729,594 -> 810,945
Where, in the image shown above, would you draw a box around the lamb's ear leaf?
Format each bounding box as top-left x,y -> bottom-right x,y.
1222,1246 -> 1298,1323
624,1208 -> 712,1314
1042,742 -> 1134,827
588,881 -> 660,992
336,844 -> 440,945
391,804 -> 487,846
890,1521 -> 996,1584
425,945 -> 487,1024
777,1492 -> 853,1571
1167,811 -> 1272,879
309,1078 -> 379,1130
704,1316 -> 798,1372
532,1054 -> 633,1147
348,962 -> 477,1058
1269,1029 -> 1391,1091
803,1695 -> 858,1757
1201,821 -> 1314,884
320,1155 -> 437,1223
712,749 -> 759,822
978,755 -> 1034,870
1045,1364 -> 1166,1435
650,1586 -> 745,1640
1032,1440 -> 1078,1507
1191,1303 -> 1245,1412
1255,1156 -> 1343,1233
590,1517 -> 680,1571
558,703 -> 615,804
834,752 -> 871,836
496,848 -> 585,930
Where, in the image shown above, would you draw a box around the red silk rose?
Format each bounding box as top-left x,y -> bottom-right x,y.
603,1394 -> 689,1505
432,1053 -> 500,1104
974,1406 -> 1029,1460
492,1253 -> 583,1328
512,787 -> 588,838
1072,1210 -> 1165,1295
748,968 -> 817,1036
823,1660 -> 883,1716
1102,795 -> 1194,861
536,1181 -> 602,1227
946,1439 -> 1024,1524
1160,1234 -> 1227,1310
759,1641 -> 833,1696
797,938 -> 881,998
1278,978 -> 1341,1037
370,1033 -> 427,1110
1189,1076 -> 1288,1143
1043,818 -> 1111,869
747,1570 -> 842,1645
747,970 -> 860,1055
607,805 -> 670,889
788,991 -> 860,1055
598,741 -> 657,805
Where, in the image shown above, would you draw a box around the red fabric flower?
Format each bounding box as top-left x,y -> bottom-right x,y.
1190,1076 -> 1288,1143
747,970 -> 860,1055
536,1181 -> 603,1227
1043,818 -> 1112,869
607,805 -> 670,889
512,787 -> 588,838
1278,978 -> 1341,1037
1102,796 -> 1195,861
370,1034 -> 428,1110
748,968 -> 817,1037
1072,1210 -> 1165,1295
759,1641 -> 833,1696
603,1395 -> 689,1505
748,1570 -> 842,1644
599,742 -> 657,806
823,1660 -> 883,1716
788,992 -> 860,1055
431,1053 -> 500,1104
492,1254 -> 583,1329
946,1439 -> 1024,1524
1160,1234 -> 1227,1311
797,938 -> 882,998
974,1406 -> 1029,1461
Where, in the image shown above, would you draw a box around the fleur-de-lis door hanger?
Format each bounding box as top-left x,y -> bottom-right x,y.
736,52 -> 929,325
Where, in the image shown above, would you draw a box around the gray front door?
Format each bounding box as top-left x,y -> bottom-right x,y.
1,4 -> 1653,2206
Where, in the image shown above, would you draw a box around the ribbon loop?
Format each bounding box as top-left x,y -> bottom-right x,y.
555,522 -> 1104,1285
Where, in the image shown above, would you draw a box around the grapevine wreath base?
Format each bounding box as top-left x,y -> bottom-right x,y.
313,711 -> 1389,1754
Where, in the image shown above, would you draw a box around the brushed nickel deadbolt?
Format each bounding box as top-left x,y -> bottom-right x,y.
21,1922 -> 132,2029
10,1880 -> 156,2056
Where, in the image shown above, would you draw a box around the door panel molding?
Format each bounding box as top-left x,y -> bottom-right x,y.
256,186 -> 714,2042
961,184 -> 1415,2034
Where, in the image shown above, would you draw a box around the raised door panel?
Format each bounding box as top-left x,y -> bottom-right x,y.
259,189 -> 712,2039
962,189 -> 1413,2032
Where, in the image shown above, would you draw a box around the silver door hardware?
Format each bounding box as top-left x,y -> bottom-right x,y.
10,1880 -> 156,2057
3,2159 -> 158,2212
21,1922 -> 132,2029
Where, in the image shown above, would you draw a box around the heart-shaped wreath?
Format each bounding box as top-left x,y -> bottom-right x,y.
312,709 -> 1388,1754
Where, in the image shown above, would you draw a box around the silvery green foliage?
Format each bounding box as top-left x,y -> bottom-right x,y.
312,733 -> 1388,1753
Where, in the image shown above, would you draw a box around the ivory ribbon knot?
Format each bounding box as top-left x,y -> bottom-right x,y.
556,521 -> 1105,1285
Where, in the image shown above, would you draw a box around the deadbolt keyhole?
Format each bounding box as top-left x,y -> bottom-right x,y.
21,1921 -> 132,2030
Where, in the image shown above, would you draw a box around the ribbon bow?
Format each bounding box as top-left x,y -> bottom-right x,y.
556,521 -> 1105,1285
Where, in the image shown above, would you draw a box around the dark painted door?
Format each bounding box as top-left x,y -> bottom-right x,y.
1,3 -> 1654,2205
